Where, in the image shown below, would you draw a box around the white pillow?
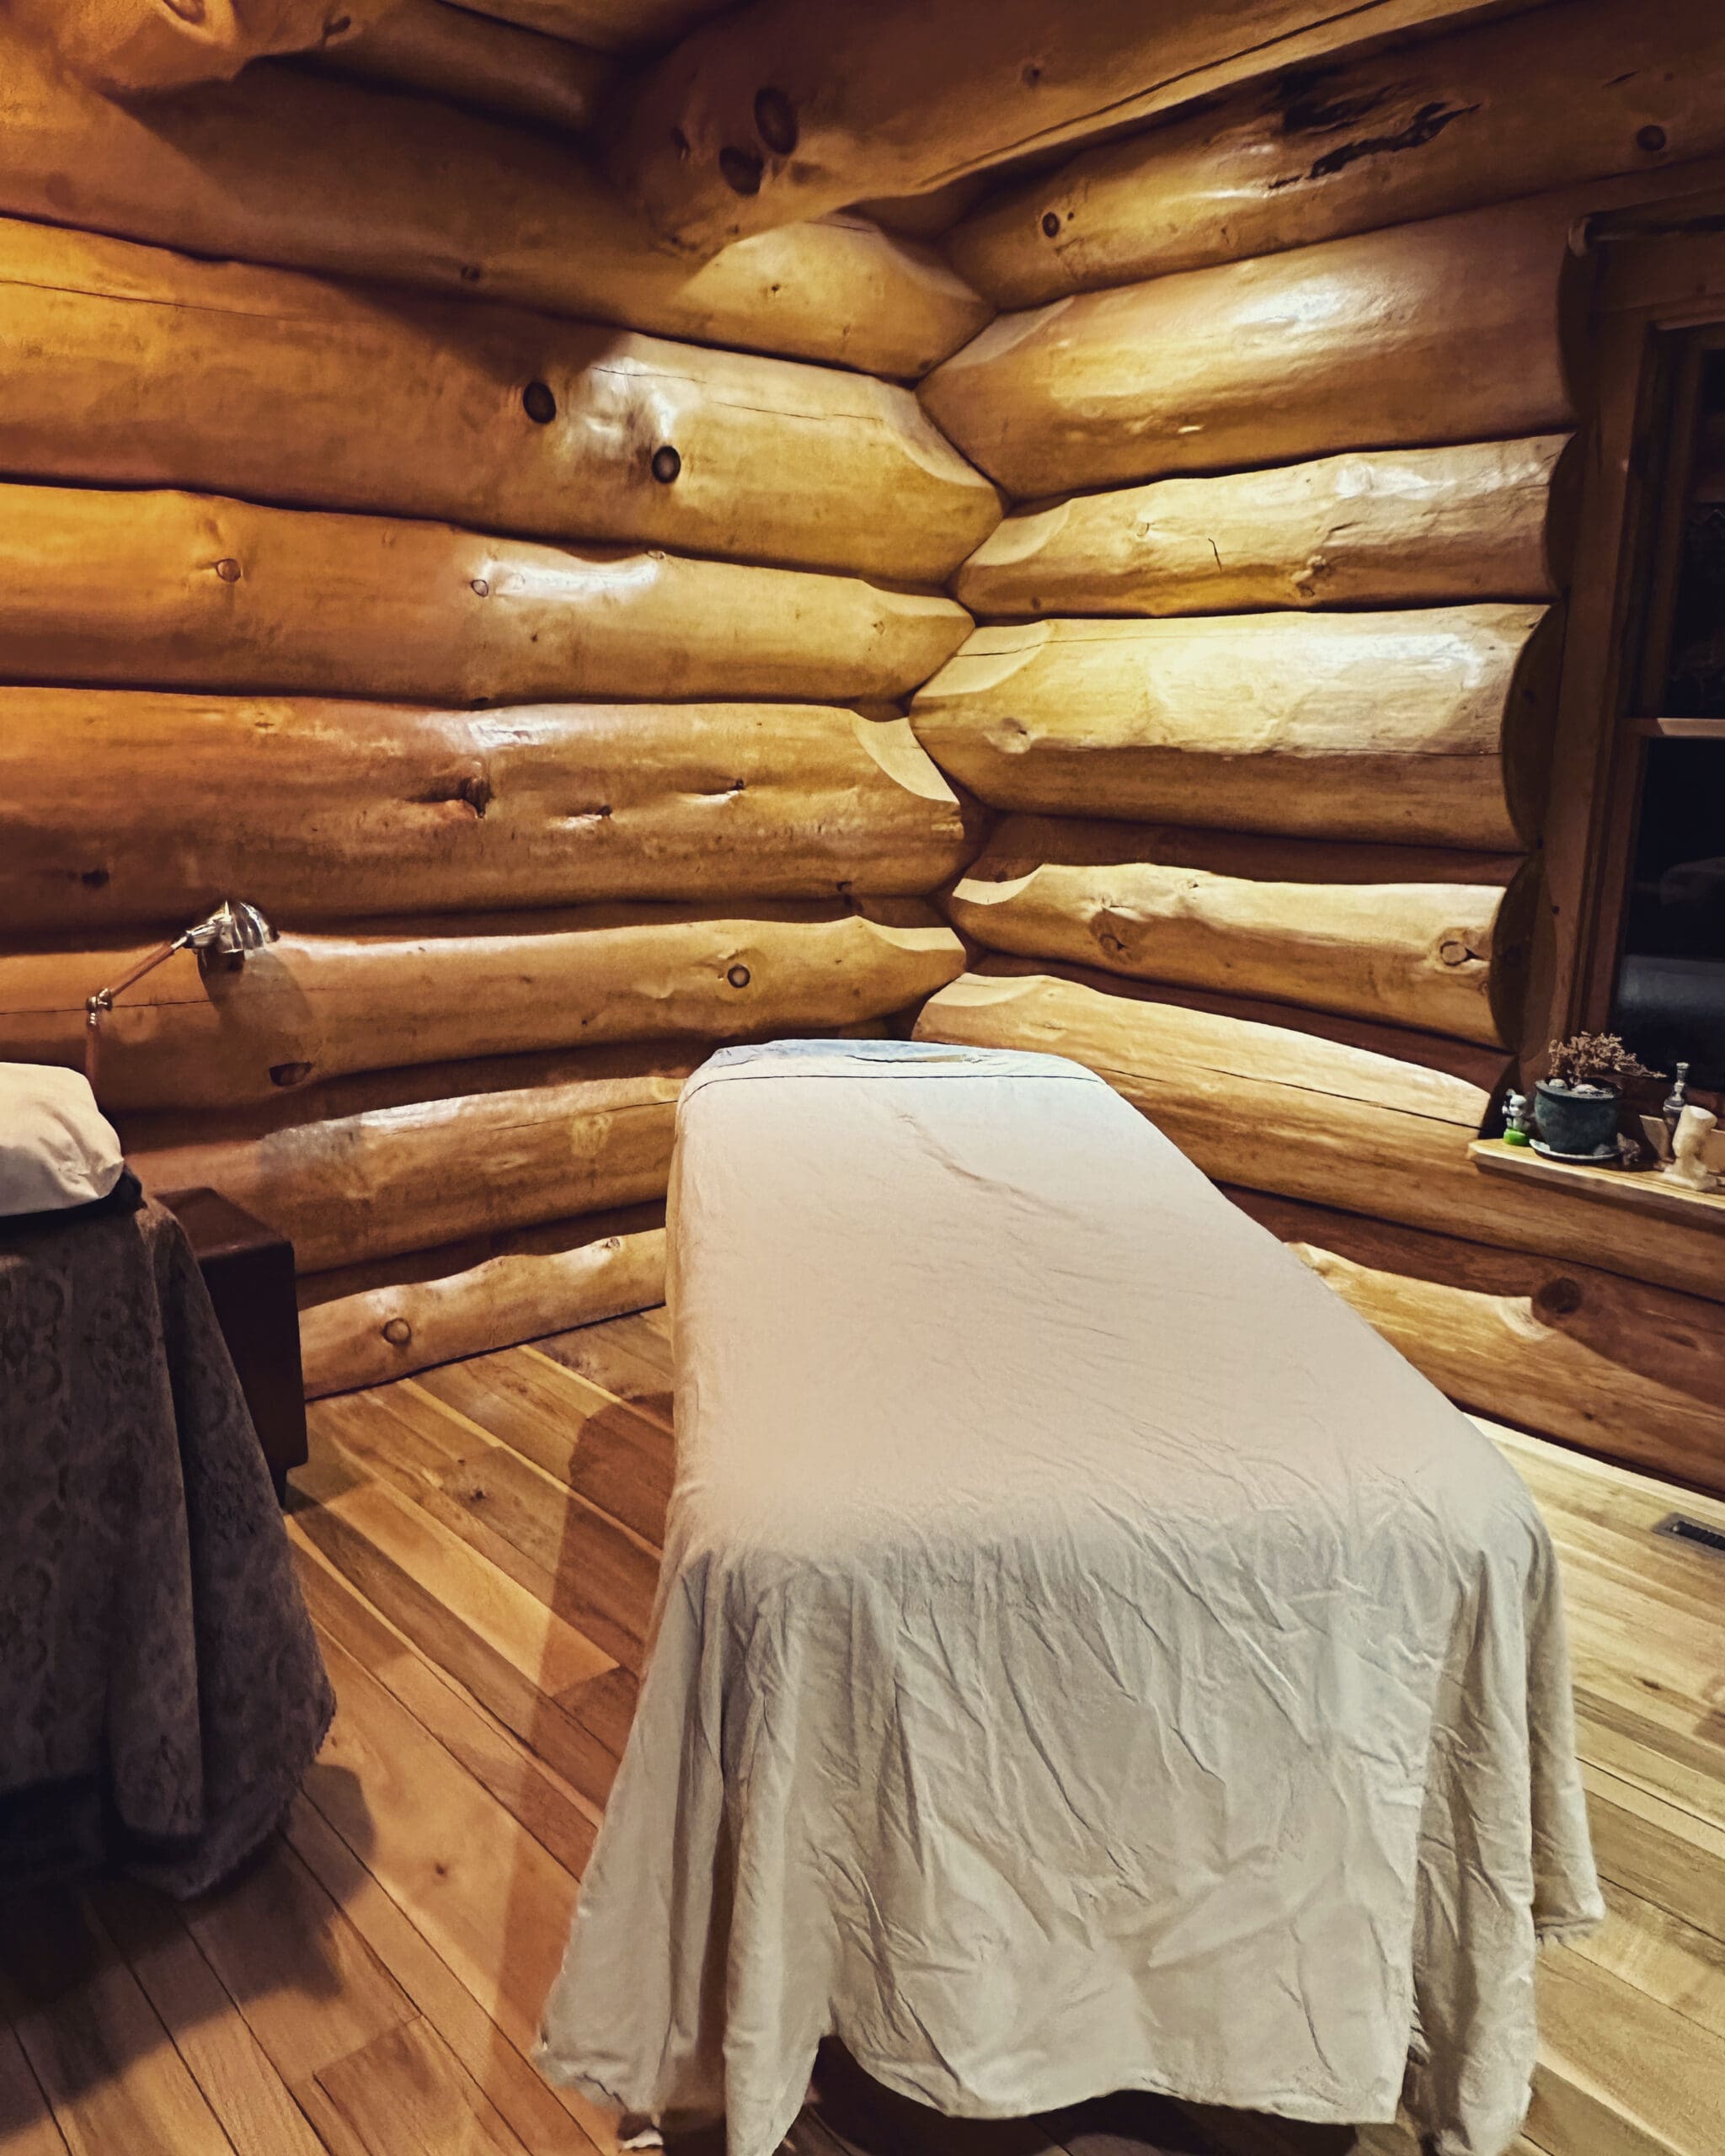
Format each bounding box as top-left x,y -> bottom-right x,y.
0,1062 -> 125,1217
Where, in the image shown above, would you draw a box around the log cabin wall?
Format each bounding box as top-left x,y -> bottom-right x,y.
0,2 -> 1002,1394
3,0 -> 1720,1489
905,0 -> 1725,1492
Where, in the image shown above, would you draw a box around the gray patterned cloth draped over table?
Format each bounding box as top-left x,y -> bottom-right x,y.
0,1197 -> 333,1896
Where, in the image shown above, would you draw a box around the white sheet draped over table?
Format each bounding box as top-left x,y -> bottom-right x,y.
537,1040 -> 1601,2156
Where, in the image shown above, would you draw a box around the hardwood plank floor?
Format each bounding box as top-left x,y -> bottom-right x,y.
6,1311 -> 1725,2156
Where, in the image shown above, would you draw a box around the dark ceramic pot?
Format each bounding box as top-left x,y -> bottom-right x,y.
1533,1079 -> 1620,1159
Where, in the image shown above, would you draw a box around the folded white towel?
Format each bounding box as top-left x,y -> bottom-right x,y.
0,1062 -> 125,1217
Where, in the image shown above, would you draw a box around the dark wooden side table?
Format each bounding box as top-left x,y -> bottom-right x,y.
156,1187 -> 307,1501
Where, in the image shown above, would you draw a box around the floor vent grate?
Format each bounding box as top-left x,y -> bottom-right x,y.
1655,1513 -> 1725,1555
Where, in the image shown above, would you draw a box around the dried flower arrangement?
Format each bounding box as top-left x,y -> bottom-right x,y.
1531,1033 -> 1664,1161
1543,1033 -> 1662,1091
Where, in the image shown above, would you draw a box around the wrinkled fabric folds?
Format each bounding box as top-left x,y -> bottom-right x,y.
0,1198 -> 333,1893
538,1041 -> 1600,2156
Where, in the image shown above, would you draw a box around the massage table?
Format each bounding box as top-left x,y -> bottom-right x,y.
537,1040 -> 1601,2156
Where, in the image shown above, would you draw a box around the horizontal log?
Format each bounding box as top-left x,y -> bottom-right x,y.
953,436 -> 1575,620
7,0 -> 395,90
947,0 -> 1725,306
8,905 -> 964,1109
0,691 -> 975,934
0,486 -> 970,711
297,1205 -> 667,1397
1229,1188 -> 1725,1495
970,953 -> 1511,1091
128,1046 -> 688,1271
604,0 -> 1565,253
313,2 -> 617,134
0,35 -> 987,378
0,219 -> 999,584
968,819 -> 1526,891
447,0 -> 728,53
950,819 -> 1535,1045
911,606 -> 1558,848
914,969 -> 1723,1303
921,196 -> 1585,499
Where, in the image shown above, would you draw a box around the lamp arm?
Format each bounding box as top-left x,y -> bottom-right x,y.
85,931 -> 195,1028
81,899 -> 277,1097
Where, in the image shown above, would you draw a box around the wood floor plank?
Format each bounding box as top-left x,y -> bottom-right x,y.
298,1451 -> 614,1697
282,1797 -> 608,2156
303,1396 -> 645,1708
416,1353 -> 672,1545
293,1525 -> 602,1870
1583,1763 -> 1725,1946
553,1665 -> 640,1768
302,1628 -> 582,2086
2,1892 -> 238,2156
628,1307 -> 674,1353
86,1881 -> 327,2156
327,1386 -> 660,1672
290,1463 -> 626,1801
316,2018 -> 530,2156
1568,1666 -> 1725,1817
1532,1943 -> 1725,2156
0,2021 -> 71,2156
1573,1882 -> 1725,2048
530,1330 -> 674,1426
1576,1692 -> 1725,1839
1487,1422 -> 1725,1540
1560,1577 -> 1725,1763
180,1836 -> 416,2090
431,1449 -> 660,1673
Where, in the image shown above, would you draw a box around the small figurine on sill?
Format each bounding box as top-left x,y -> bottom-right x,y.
1667,1104 -> 1722,1193
1500,1091 -> 1535,1147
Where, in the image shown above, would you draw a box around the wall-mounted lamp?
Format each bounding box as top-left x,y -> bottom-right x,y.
83,902 -> 277,1097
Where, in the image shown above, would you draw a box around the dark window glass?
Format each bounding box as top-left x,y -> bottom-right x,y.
1610,350 -> 1725,1089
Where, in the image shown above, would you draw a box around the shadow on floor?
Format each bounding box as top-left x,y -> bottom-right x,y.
663,2040 -> 1362,2156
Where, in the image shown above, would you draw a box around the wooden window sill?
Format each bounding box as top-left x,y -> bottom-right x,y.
1632,716 -> 1725,739
1470,1137 -> 1725,1232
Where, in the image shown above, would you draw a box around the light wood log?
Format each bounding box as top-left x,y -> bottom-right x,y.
446,0 -> 728,54
0,691 -> 975,934
911,606 -> 1558,848
297,1205 -> 667,1396
127,1046 -> 689,1270
0,487 -> 970,711
0,42 -> 990,379
6,0 -> 396,90
920,196 -> 1585,499
603,0 -> 1574,253
314,2 -> 617,134
950,819 -> 1535,1045
6,905 -> 964,1109
1229,1188 -> 1725,1494
0,219 -> 999,584
948,0 -> 1725,307
913,969 -> 1724,1303
953,436 -> 1576,620
972,948 -> 1510,1089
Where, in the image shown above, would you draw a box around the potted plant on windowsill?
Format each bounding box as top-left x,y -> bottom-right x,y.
1534,1033 -> 1661,1162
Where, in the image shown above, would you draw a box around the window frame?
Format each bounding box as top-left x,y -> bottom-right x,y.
1539,192 -> 1725,1079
